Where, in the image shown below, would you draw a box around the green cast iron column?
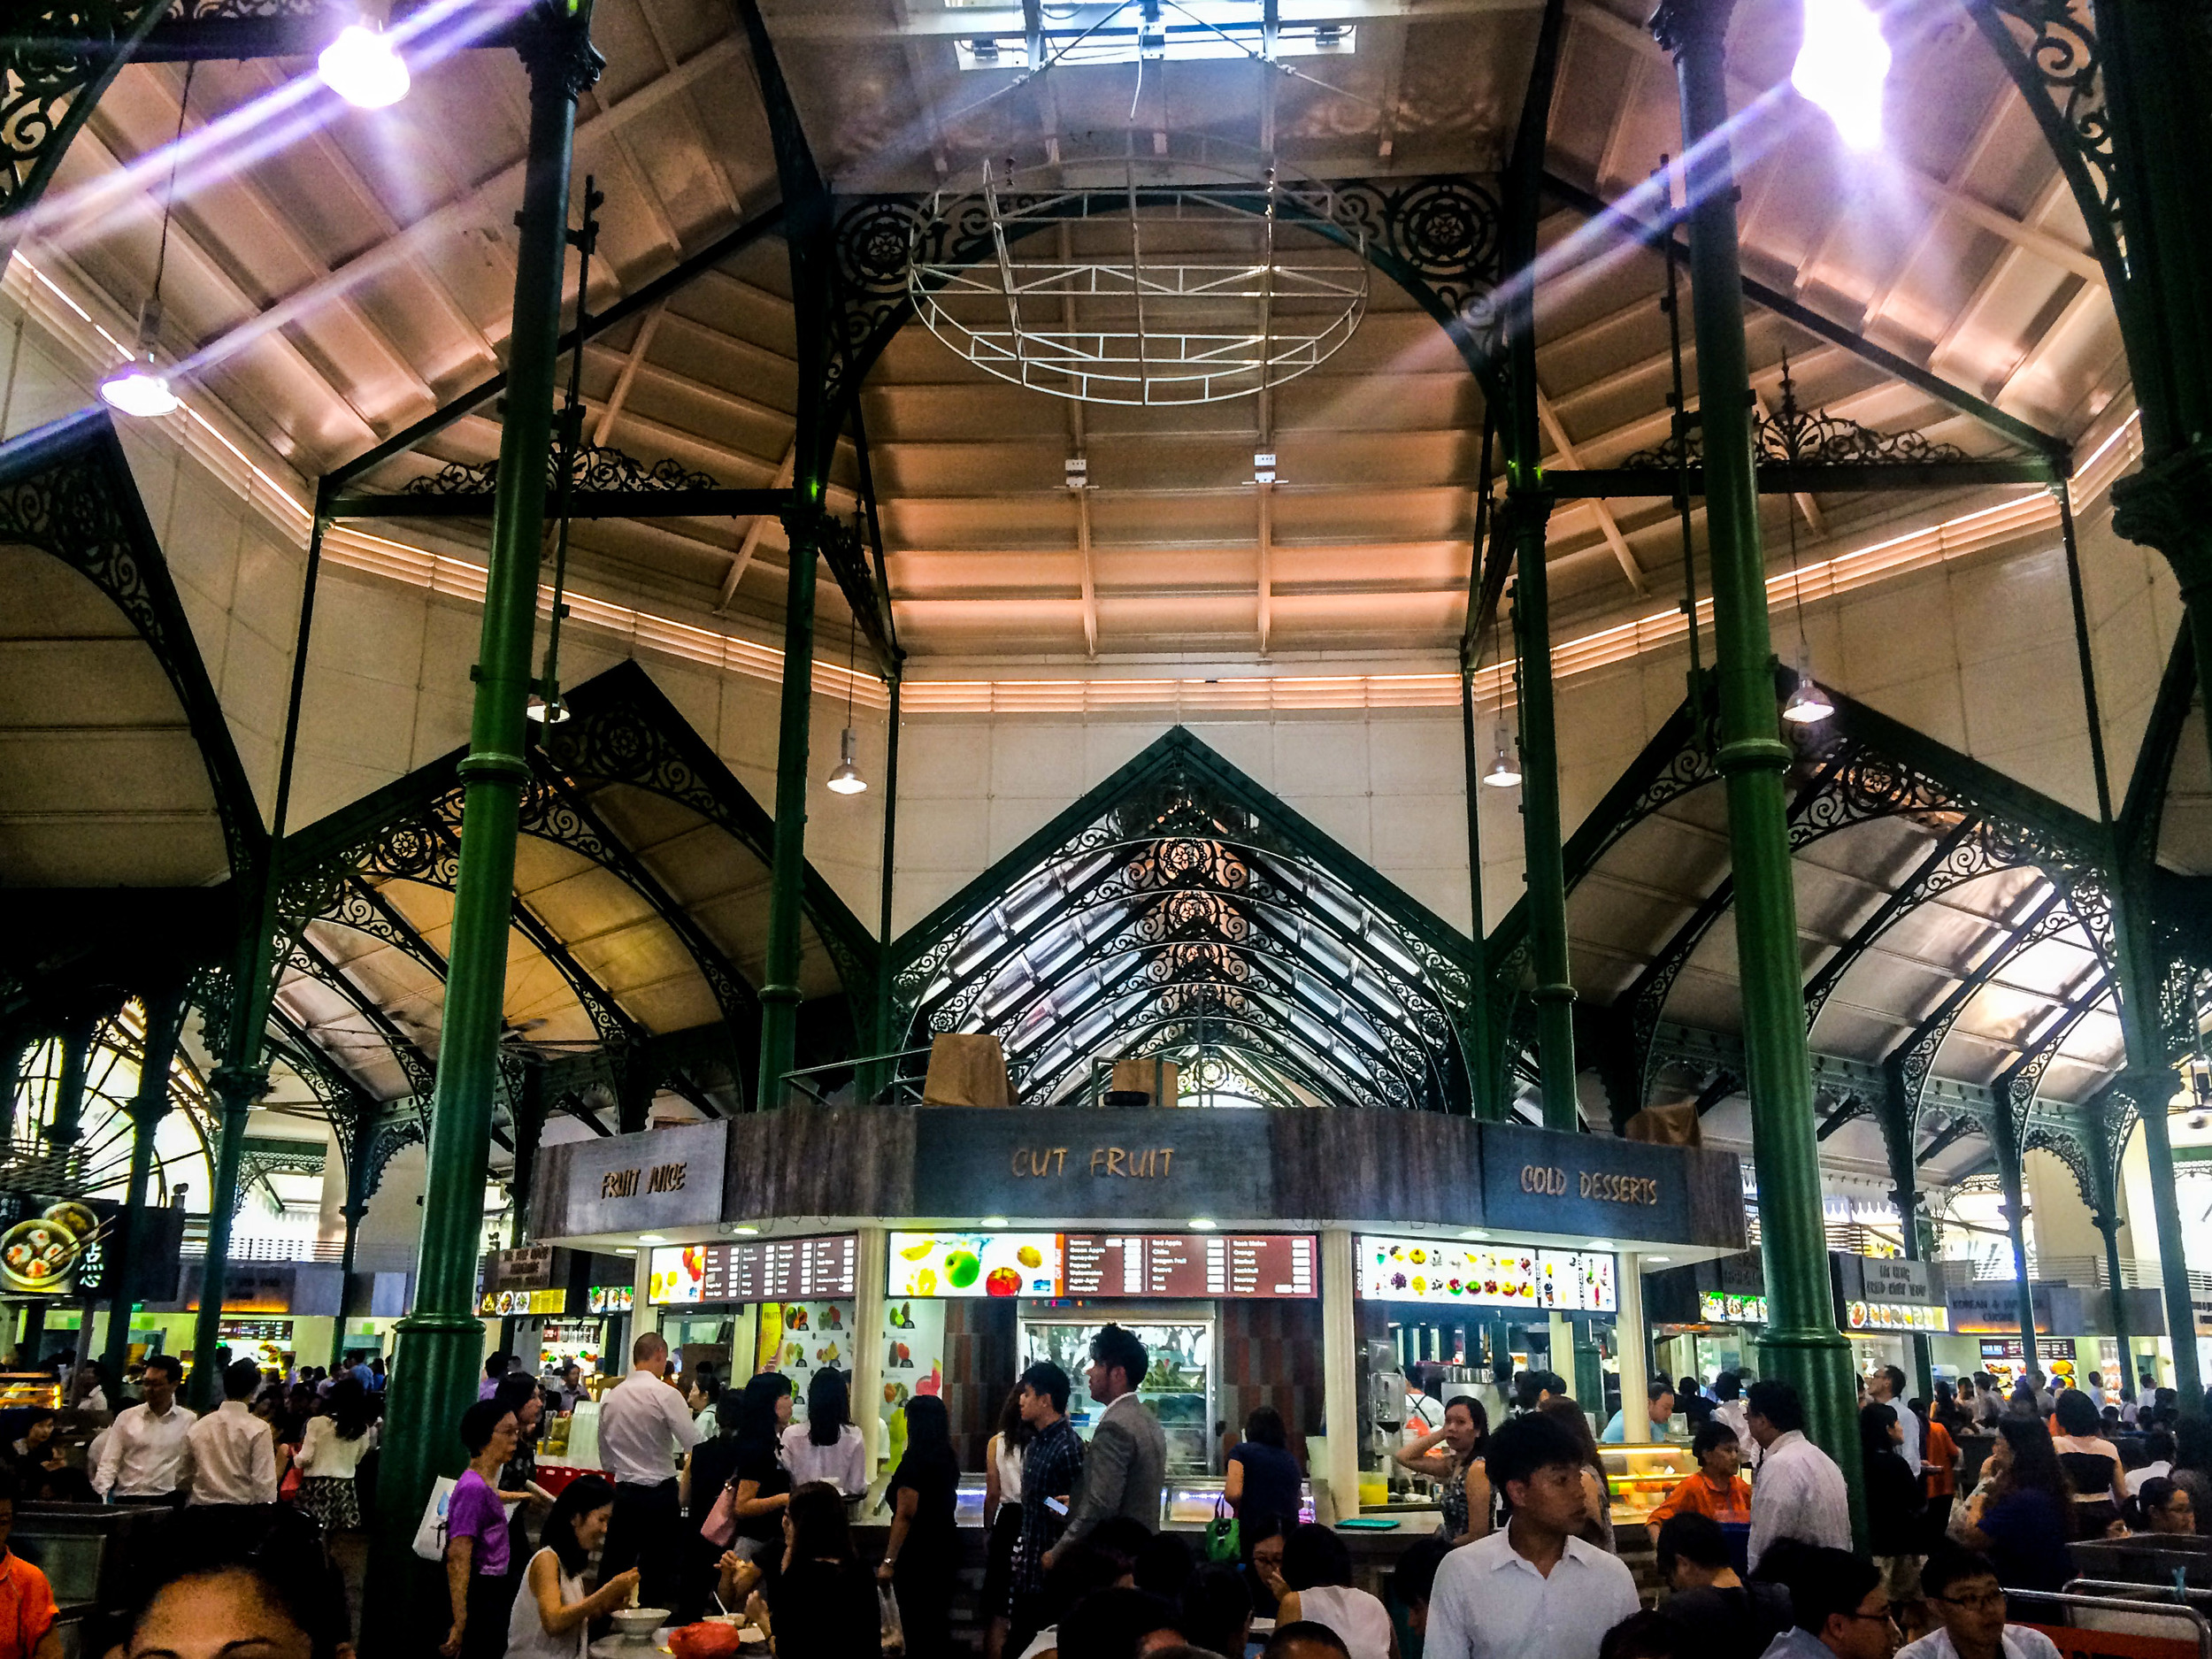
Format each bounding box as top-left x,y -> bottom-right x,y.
365,6 -> 599,1645
2124,1063 -> 2198,1403
1878,1098 -> 1934,1402
1457,650 -> 1501,1119
1991,1122 -> 2041,1379
1505,496 -> 1578,1131
756,505 -> 821,1111
869,666 -> 903,1103
2096,0 -> 2212,796
2095,1206 -> 2133,1386
190,1065 -> 257,1404
46,1009 -> 96,1151
1653,0 -> 1862,1528
104,986 -> 186,1382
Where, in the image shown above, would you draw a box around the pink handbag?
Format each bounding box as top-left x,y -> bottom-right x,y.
701,1480 -> 739,1548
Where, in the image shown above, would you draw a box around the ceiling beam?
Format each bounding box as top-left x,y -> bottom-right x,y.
1534,386 -> 1644,590
321,192 -> 788,496
717,440 -> 796,612
1541,174 -> 2068,461
591,300 -> 667,447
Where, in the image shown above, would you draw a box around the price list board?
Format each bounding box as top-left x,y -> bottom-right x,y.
1063,1233 -> 1317,1299
695,1233 -> 858,1302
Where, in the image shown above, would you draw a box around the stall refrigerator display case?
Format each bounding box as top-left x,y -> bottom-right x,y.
1599,1440 -> 1700,1532
1019,1314 -> 1215,1474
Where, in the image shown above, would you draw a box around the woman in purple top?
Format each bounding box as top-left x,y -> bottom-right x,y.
444,1400 -> 524,1659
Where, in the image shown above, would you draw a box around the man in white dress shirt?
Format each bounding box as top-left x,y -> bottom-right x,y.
91,1355 -> 195,1505
1424,1411 -> 1640,1659
1744,1380 -> 1852,1571
185,1359 -> 278,1505
596,1331 -> 699,1613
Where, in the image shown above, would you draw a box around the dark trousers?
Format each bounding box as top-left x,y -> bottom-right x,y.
603,1479 -> 683,1613
894,1552 -> 952,1659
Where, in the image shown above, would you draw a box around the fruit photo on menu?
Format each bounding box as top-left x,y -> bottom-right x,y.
887,1232 -> 1061,1297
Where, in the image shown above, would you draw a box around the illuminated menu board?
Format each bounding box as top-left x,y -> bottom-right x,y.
649,1233 -> 857,1306
1064,1233 -> 1317,1299
1356,1235 -> 1617,1312
886,1232 -> 1317,1299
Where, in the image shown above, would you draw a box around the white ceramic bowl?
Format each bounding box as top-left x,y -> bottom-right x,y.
611,1608 -> 669,1638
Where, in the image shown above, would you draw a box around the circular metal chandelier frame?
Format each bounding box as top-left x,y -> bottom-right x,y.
908,151 -> 1371,406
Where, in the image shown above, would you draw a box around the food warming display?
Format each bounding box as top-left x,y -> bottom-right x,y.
1356,1235 -> 1617,1311
1020,1315 -> 1216,1474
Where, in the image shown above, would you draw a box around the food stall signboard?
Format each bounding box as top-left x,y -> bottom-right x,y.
649,1233 -> 858,1306
1356,1235 -> 1618,1311
1478,1123 -> 1692,1242
558,1120 -> 726,1237
1699,1291 -> 1770,1325
479,1288 -> 567,1316
588,1285 -> 634,1314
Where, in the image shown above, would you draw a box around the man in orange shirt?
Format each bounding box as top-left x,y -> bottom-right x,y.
0,1470 -> 59,1659
1646,1422 -> 1755,1542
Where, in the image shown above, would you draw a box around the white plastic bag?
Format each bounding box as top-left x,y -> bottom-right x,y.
411,1475 -> 457,1562
878,1582 -> 906,1656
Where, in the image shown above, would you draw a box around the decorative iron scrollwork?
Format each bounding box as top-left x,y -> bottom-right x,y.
1966,0 -> 2120,272
1624,357 -> 1974,472
399,442 -> 720,499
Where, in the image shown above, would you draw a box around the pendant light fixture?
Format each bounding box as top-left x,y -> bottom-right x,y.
100,65 -> 193,420
826,573 -> 868,795
1480,586 -> 1521,788
319,19 -> 411,109
1776,437 -> 1834,725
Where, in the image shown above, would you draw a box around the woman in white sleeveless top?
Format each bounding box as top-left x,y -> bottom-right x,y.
508,1474 -> 641,1659
982,1388 -> 1031,1659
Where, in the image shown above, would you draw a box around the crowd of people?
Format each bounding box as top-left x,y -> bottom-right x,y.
6,1330 -> 2205,1659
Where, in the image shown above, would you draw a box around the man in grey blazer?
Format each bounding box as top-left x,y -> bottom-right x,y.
1046,1323 -> 1168,1567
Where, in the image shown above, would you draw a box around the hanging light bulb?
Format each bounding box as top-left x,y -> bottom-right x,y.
99,299 -> 178,419
1481,733 -> 1522,789
1792,0 -> 1891,151
1782,660 -> 1835,724
525,693 -> 569,725
826,726 -> 867,794
319,21 -> 411,109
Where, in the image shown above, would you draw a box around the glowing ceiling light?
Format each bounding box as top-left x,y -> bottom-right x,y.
525,692 -> 569,724
1792,0 -> 1891,152
99,299 -> 179,419
319,22 -> 411,110
99,364 -> 178,419
1481,735 -> 1522,788
1782,665 -> 1835,724
826,726 -> 867,794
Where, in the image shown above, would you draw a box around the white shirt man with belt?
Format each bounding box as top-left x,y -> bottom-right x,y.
1425,1411 -> 1640,1659
92,1355 -> 195,1504
187,1358 -> 278,1505
596,1332 -> 699,1613
1744,1381 -> 1852,1571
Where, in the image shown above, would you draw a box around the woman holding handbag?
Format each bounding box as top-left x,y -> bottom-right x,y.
678,1389 -> 747,1624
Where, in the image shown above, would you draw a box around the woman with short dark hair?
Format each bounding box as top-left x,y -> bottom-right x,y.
443,1402 -> 524,1658
1227,1405 -> 1307,1537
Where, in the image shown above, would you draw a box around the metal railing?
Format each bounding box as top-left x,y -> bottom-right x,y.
2009,1585 -> 2212,1659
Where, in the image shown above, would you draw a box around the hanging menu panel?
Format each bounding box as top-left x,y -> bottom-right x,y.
1061,1233 -> 1317,1299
